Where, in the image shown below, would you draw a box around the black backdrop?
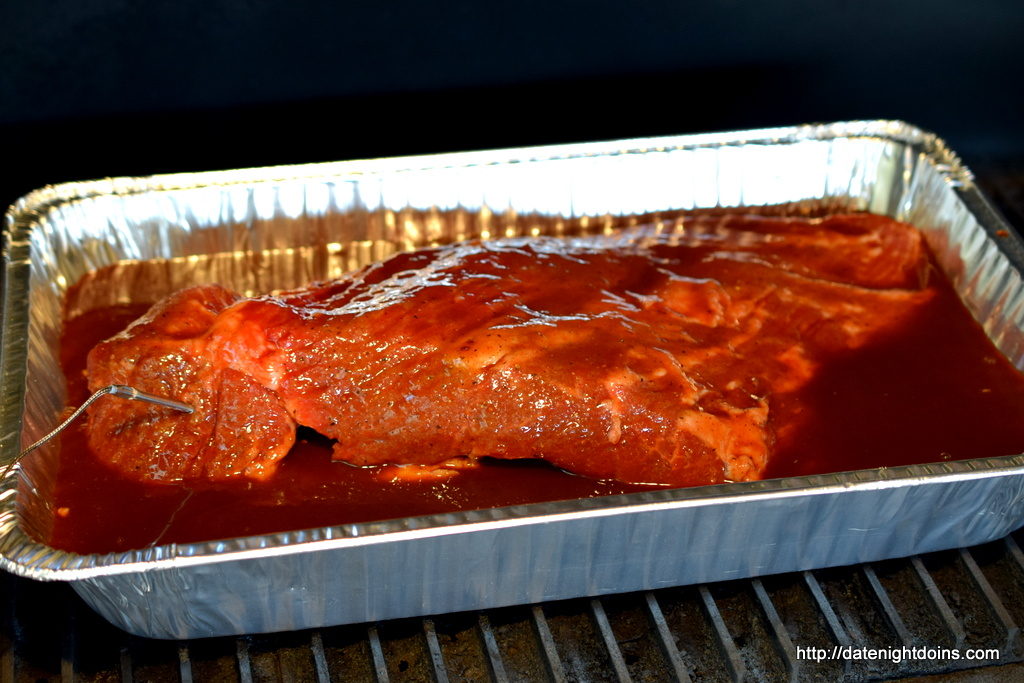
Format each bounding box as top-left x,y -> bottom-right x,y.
2,0 -> 1022,210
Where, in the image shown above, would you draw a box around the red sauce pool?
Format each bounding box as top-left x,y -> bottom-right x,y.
49,257 -> 1024,554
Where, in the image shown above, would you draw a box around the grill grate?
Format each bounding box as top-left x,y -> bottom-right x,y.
3,164 -> 1024,682
4,534 -> 1024,681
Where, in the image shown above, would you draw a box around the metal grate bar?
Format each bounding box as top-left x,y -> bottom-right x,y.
422,618 -> 451,683
1003,535 -> 1024,575
959,547 -> 1020,655
911,556 -> 965,649
0,573 -> 13,683
802,571 -> 850,648
60,603 -> 75,683
698,586 -> 746,683
802,571 -> 851,676
751,579 -> 798,683
367,625 -> 389,683
477,613 -> 509,683
644,592 -> 691,683
589,598 -> 633,683
177,643 -> 193,683
862,564 -> 913,646
310,630 -> 331,683
1,582 -> 11,683
531,606 -> 567,683
119,645 -> 133,683
236,637 -> 254,683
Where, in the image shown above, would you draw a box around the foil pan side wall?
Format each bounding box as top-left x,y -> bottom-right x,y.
18,214 -> 75,543
900,160 -> 1024,369
56,143 -> 909,312
1,205 -> 74,547
71,469 -> 1024,639
0,209 -> 35,547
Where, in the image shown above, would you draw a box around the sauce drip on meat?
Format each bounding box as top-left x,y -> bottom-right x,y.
48,215 -> 1024,553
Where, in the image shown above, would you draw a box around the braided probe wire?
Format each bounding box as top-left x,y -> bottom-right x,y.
1,384 -> 193,480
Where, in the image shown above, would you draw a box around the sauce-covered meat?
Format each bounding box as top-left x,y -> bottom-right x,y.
86,214 -> 934,487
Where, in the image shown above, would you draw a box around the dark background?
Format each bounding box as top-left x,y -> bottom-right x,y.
1,0 -> 1022,211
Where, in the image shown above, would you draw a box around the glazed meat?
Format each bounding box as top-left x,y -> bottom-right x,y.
86,214 -> 933,486
84,285 -> 298,481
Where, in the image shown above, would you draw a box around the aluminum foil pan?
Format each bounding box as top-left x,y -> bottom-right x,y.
3,121 -> 1024,640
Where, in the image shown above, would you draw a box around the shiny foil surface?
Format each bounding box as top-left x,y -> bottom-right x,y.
3,121 -> 1024,639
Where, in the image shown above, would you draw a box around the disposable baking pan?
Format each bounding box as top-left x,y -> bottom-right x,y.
3,120 -> 1024,640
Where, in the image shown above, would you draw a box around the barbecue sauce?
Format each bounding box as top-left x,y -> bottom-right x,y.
48,243 -> 1024,554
